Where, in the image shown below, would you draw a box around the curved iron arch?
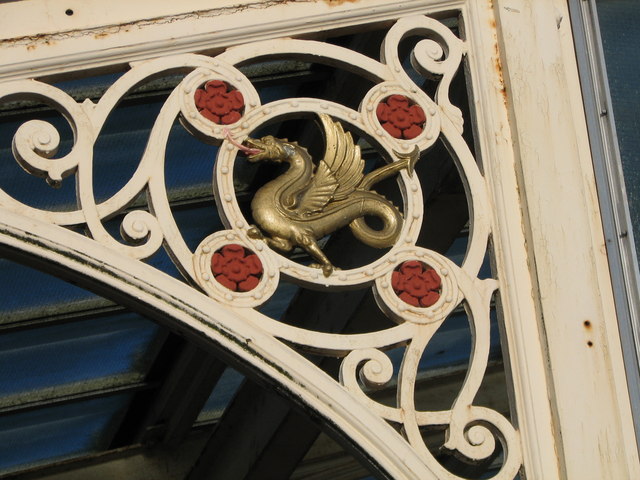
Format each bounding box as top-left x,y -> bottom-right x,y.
0,208 -> 436,480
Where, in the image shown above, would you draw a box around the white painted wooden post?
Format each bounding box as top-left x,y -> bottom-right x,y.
493,0 -> 640,477
463,2 -> 564,477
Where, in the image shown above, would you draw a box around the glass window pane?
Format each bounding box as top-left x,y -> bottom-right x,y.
596,0 -> 640,257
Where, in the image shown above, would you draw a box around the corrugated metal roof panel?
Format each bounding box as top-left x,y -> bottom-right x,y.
0,393 -> 133,474
0,312 -> 161,406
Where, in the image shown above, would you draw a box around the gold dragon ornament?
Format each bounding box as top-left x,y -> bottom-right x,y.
243,114 -> 419,277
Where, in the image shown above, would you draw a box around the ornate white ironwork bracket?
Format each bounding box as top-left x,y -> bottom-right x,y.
0,14 -> 523,479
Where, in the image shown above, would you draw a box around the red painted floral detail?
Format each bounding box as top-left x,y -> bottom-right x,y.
211,244 -> 263,292
376,95 -> 426,140
391,260 -> 442,307
194,80 -> 245,125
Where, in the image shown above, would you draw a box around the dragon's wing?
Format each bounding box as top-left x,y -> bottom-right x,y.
319,113 -> 365,200
297,160 -> 338,215
298,114 -> 364,215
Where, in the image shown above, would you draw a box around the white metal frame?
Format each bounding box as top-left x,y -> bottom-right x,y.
0,1 -> 638,478
568,0 -> 640,445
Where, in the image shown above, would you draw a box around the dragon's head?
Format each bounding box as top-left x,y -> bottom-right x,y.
243,135 -> 295,163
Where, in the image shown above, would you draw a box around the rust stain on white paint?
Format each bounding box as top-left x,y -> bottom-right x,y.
1,0 -> 304,49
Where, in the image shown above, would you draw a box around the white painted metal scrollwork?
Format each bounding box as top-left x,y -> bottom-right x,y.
0,14 -> 521,479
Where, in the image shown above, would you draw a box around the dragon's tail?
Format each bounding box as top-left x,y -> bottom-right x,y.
359,146 -> 420,190
349,146 -> 419,248
348,191 -> 403,248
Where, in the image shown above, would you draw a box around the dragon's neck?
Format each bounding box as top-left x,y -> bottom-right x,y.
268,146 -> 313,209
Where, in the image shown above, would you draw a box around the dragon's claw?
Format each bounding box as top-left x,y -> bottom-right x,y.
322,264 -> 334,277
247,226 -> 264,239
310,262 -> 334,277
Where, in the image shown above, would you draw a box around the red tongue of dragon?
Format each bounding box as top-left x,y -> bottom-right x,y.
224,128 -> 263,156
